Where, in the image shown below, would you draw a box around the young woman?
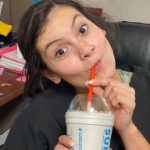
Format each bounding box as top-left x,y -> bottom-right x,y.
3,0 -> 150,150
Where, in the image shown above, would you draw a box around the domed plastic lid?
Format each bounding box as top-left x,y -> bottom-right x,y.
68,94 -> 113,113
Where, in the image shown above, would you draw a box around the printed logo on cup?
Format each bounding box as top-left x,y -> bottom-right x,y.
101,129 -> 111,150
78,128 -> 82,150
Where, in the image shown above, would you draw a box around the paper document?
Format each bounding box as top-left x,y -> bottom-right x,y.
0,2 -> 3,17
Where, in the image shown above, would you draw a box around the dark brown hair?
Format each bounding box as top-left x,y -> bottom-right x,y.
17,0 -> 116,97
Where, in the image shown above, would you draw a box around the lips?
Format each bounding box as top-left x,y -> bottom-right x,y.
87,58 -> 102,72
93,59 -> 102,72
94,59 -> 101,66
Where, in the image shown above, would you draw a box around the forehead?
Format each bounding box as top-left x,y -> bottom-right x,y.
49,5 -> 81,22
43,5 -> 83,33
37,6 -> 86,50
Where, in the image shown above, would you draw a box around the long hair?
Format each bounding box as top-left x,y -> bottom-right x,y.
17,0 -> 117,97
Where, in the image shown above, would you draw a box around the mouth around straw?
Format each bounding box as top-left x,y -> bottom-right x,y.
88,67 -> 95,104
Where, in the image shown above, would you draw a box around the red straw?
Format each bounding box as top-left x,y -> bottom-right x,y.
88,67 -> 95,103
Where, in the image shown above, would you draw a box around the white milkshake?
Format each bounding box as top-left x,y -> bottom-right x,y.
65,94 -> 114,150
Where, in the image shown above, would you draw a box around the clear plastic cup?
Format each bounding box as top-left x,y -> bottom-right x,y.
65,94 -> 114,150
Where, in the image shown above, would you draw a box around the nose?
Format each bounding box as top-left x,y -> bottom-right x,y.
78,44 -> 95,60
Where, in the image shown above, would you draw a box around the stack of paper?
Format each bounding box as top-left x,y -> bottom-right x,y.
0,44 -> 17,55
0,45 -> 26,72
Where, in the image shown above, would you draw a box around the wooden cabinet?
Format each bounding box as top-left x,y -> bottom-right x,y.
0,70 -> 25,106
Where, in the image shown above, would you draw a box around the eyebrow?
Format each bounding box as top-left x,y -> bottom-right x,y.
45,38 -> 63,51
71,14 -> 81,28
45,14 -> 81,51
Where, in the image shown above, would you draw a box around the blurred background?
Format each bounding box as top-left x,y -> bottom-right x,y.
0,0 -> 150,32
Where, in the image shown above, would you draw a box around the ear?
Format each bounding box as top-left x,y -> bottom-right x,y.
41,69 -> 61,84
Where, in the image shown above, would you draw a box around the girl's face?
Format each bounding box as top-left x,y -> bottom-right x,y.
37,6 -> 116,93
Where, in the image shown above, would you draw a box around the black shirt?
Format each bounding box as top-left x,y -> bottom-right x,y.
3,66 -> 150,150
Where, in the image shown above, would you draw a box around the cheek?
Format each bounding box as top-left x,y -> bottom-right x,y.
50,60 -> 82,78
105,39 -> 115,61
57,65 -> 81,77
105,50 -> 116,77
94,30 -> 106,49
96,37 -> 116,78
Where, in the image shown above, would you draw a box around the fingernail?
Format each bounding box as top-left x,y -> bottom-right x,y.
88,80 -> 94,84
68,140 -> 75,146
85,81 -> 89,86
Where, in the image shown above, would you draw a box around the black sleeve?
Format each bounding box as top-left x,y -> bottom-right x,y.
2,100 -> 51,150
3,86 -> 75,150
110,66 -> 150,150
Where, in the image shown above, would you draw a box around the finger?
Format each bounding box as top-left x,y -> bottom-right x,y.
88,78 -> 129,88
107,87 -> 135,110
105,83 -> 135,101
88,78 -> 114,86
58,135 -> 75,148
104,81 -> 135,98
88,78 -> 134,97
54,143 -> 69,150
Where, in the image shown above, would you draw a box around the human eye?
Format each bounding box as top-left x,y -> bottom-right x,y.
55,47 -> 67,58
79,24 -> 88,34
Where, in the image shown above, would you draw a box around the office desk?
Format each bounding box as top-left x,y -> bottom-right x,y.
0,70 -> 25,107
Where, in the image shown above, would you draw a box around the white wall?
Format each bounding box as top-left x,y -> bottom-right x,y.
81,0 -> 150,24
10,0 -> 32,31
0,0 -> 10,23
1,0 -> 150,28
